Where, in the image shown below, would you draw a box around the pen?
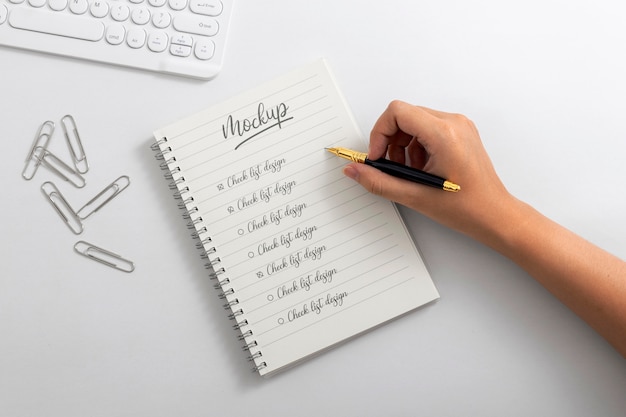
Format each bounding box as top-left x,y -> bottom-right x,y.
326,147 -> 461,192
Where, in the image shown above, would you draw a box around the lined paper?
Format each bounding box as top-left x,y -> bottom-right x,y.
154,60 -> 439,376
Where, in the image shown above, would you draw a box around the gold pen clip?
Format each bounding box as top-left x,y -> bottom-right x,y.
74,241 -> 135,273
41,181 -> 84,234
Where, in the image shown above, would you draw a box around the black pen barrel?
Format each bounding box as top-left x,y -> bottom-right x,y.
365,158 -> 446,189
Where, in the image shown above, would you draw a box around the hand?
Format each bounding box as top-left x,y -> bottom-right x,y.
345,101 -> 626,357
343,100 -> 515,243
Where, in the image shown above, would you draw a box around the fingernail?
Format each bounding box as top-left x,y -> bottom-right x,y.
343,165 -> 359,180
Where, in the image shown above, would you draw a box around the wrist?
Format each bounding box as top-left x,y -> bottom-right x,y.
467,193 -> 536,258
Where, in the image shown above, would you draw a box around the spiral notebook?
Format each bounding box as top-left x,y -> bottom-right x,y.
153,59 -> 439,377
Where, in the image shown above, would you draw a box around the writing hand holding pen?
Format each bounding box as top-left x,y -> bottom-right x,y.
338,100 -> 505,236
336,100 -> 626,357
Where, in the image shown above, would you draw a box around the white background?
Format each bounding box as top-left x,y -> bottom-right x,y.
2,1 -> 625,416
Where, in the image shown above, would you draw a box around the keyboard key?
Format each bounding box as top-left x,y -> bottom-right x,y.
111,3 -> 130,21
131,7 -> 151,25
147,31 -> 168,52
105,24 -> 125,45
48,0 -> 68,11
89,1 -> 109,18
152,11 -> 171,28
171,33 -> 193,46
170,43 -> 191,57
194,38 -> 215,60
0,5 -> 7,24
29,0 -> 47,7
8,7 -> 105,41
126,28 -> 146,48
69,0 -> 89,14
190,0 -> 222,16
168,0 -> 187,11
173,15 -> 219,36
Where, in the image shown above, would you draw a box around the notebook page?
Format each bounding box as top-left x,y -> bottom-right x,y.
154,60 -> 439,376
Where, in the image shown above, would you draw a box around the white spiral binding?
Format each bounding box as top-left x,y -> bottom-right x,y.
153,137 -> 265,373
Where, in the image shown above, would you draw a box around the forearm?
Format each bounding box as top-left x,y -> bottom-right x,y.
477,196 -> 626,357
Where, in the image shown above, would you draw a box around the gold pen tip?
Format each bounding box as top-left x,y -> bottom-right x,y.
325,147 -> 367,163
325,147 -> 341,157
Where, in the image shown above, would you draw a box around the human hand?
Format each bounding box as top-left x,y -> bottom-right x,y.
343,100 -> 516,242
343,102 -> 626,357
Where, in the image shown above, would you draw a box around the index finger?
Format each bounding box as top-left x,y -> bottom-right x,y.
368,101 -> 446,159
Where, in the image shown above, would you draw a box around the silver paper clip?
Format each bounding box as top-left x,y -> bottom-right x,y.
33,146 -> 87,188
74,241 -> 135,273
41,181 -> 84,234
61,114 -> 89,174
76,175 -> 131,219
22,121 -> 55,180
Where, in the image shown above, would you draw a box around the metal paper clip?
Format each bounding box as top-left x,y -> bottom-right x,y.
61,114 -> 89,174
41,182 -> 84,234
74,241 -> 135,273
22,121 -> 55,180
76,175 -> 130,219
33,146 -> 86,188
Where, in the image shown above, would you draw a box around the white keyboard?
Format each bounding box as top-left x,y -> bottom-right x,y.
0,0 -> 233,79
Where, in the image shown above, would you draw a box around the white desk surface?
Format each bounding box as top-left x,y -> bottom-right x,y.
2,1 -> 625,416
